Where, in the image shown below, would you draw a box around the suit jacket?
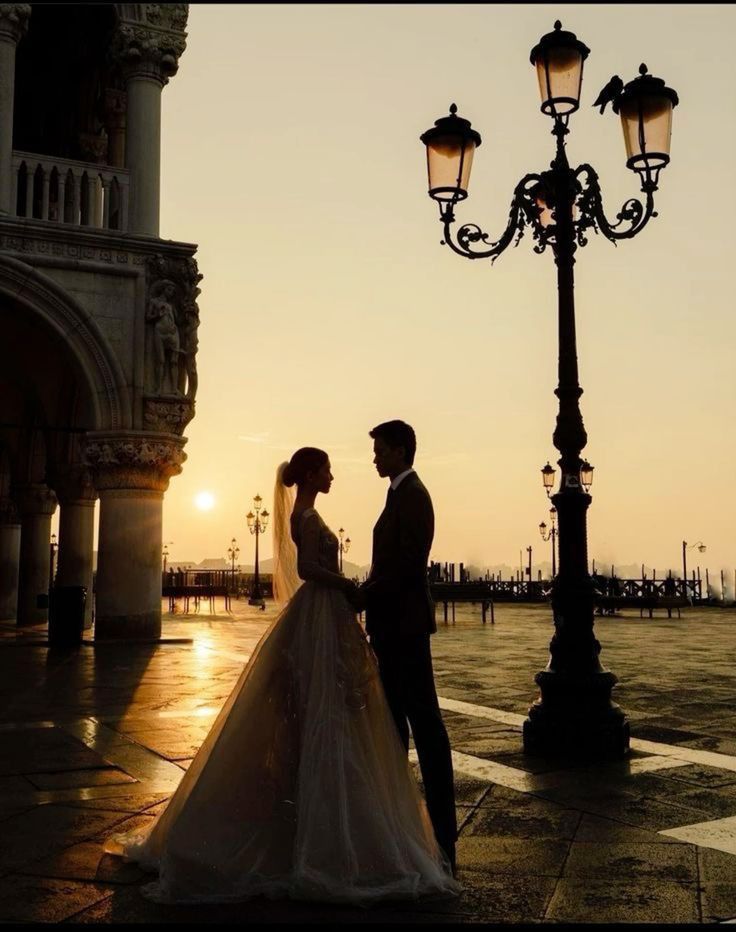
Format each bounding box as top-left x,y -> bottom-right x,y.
363,471 -> 436,638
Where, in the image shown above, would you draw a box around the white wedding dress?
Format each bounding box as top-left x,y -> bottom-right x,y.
104,507 -> 460,906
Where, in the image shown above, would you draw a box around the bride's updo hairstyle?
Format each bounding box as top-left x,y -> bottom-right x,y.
281,447 -> 328,488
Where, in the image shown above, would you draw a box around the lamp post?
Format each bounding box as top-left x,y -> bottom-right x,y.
539,506 -> 558,578
162,540 -> 173,575
246,495 -> 269,606
420,21 -> 678,758
49,533 -> 58,590
338,527 -> 351,574
682,540 -> 706,599
227,537 -> 240,590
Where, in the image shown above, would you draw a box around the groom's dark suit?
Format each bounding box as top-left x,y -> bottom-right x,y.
362,471 -> 457,864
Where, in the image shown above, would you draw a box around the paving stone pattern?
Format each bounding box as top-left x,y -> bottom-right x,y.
1,602 -> 735,923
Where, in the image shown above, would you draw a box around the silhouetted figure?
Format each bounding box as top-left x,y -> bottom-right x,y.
356,419 -> 458,875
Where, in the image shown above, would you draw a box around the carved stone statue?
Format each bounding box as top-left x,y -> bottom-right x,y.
145,252 -> 202,401
177,300 -> 199,399
146,279 -> 180,395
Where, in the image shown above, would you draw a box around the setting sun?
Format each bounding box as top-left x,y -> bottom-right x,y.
194,491 -> 216,512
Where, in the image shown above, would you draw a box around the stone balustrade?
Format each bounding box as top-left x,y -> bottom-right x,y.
11,150 -> 130,232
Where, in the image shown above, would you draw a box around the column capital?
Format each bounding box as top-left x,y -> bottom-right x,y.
0,4 -> 30,45
110,4 -> 188,86
85,432 -> 187,493
0,495 -> 19,525
48,465 -> 98,505
104,87 -> 128,128
15,483 -> 57,517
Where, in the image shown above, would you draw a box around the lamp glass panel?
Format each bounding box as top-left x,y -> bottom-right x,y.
426,137 -> 476,199
620,96 -> 673,165
535,47 -> 583,114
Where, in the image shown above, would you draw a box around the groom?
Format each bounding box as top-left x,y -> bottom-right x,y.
354,419 -> 457,873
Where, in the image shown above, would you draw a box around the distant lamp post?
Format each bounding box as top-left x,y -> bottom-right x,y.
49,533 -> 58,589
227,537 -> 240,588
246,495 -> 269,606
420,20 -> 679,759
541,462 -> 556,498
682,540 -> 706,598
162,541 -> 174,575
338,527 -> 351,573
539,506 -> 558,577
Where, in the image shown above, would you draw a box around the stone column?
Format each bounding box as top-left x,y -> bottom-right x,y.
123,63 -> 164,236
0,497 -> 21,620
110,14 -> 187,236
104,88 -> 127,168
16,484 -> 57,627
86,433 -> 186,641
0,5 -> 30,215
53,467 -> 97,630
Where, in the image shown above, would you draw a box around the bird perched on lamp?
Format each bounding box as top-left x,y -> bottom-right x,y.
592,75 -> 623,114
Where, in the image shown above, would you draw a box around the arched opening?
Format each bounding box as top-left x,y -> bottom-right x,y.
0,258 -> 130,628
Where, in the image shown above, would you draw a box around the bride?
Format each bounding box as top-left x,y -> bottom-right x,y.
104,447 -> 460,906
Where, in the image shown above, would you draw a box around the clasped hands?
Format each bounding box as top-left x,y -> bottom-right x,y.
344,579 -> 368,612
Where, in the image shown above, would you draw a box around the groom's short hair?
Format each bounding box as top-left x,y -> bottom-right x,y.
369,420 -> 416,466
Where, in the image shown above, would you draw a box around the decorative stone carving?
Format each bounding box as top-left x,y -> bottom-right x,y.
143,397 -> 194,435
0,495 -> 19,525
110,4 -> 188,84
145,252 -> 202,400
78,131 -> 109,165
48,464 -> 97,504
15,483 -> 57,517
0,229 -> 143,265
143,4 -> 188,31
85,432 -> 187,492
146,278 -> 180,395
0,4 -> 31,44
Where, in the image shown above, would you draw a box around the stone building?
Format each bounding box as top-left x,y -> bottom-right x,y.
0,3 -> 200,640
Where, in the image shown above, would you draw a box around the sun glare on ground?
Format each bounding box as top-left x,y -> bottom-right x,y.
194,491 -> 216,511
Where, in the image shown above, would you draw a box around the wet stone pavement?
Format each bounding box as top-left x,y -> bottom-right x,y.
1,601 -> 736,924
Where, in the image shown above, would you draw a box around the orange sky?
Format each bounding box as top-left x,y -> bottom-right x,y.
80,5 -> 736,585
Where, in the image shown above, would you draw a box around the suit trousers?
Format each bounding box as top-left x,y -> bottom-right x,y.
369,630 -> 457,855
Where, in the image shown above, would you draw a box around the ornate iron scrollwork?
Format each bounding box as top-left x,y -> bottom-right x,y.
441,173 -> 549,263
437,157 -> 657,263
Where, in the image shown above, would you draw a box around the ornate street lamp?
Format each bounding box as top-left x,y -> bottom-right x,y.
541,462 -> 556,498
227,537 -> 240,590
539,506 -> 558,577
682,540 -> 706,599
420,20 -> 679,758
246,495 -> 269,607
580,461 -> 594,493
338,527 -> 351,574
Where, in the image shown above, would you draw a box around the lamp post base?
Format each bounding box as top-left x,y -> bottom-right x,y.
522,670 -> 630,759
